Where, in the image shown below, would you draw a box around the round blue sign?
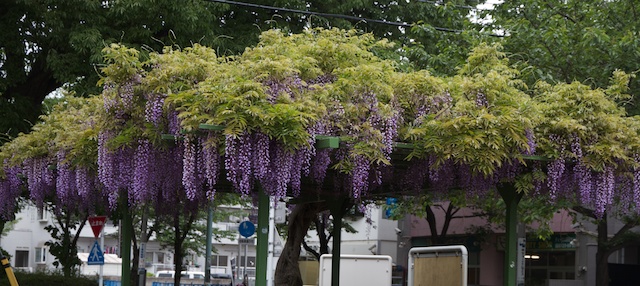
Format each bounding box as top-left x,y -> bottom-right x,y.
239,221 -> 256,238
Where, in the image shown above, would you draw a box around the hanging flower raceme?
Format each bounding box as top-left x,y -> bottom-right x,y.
534,74 -> 640,218
0,96 -> 105,215
4,28 -> 640,227
0,164 -> 23,220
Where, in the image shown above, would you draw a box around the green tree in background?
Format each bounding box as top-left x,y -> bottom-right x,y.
0,0 -> 229,142
0,0 -> 485,143
489,0 -> 640,113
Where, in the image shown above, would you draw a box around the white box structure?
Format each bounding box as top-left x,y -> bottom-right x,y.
318,254 -> 393,286
408,245 -> 468,286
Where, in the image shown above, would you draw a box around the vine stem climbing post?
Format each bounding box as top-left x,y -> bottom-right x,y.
498,184 -> 523,286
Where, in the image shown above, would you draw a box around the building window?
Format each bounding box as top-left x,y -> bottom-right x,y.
156,252 -> 165,264
525,250 -> 576,286
35,248 -> 46,263
212,255 -> 228,267
36,207 -> 48,221
14,250 -> 29,267
144,252 -> 154,266
468,251 -> 480,285
240,256 -> 256,267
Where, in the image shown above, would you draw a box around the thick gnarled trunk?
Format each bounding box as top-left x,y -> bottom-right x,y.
274,202 -> 323,286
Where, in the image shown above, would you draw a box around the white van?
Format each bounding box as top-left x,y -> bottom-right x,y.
154,270 -> 206,279
155,270 -> 174,278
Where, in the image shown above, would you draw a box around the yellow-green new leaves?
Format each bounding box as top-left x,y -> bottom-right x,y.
99,44 -> 144,85
164,28 -> 399,160
535,78 -> 639,170
406,43 -> 536,176
0,96 -> 101,169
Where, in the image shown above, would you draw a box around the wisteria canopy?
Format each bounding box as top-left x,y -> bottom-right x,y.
1,28 -> 639,220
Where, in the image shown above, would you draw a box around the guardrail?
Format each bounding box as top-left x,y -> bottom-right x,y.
104,280 -> 232,286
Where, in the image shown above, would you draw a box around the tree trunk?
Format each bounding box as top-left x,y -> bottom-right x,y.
131,236 -> 139,286
275,202 -> 322,286
0,220 -> 5,238
62,226 -> 72,277
595,248 -> 610,286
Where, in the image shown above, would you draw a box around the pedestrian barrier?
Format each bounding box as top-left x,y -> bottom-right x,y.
102,279 -> 231,286
104,280 -> 121,286
151,283 -> 230,286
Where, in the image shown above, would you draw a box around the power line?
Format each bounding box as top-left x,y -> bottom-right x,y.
417,0 -> 502,11
416,0 -> 480,10
204,0 -> 465,33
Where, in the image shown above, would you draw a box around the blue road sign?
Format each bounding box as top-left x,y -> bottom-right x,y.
384,197 -> 398,219
88,240 -> 104,265
239,221 -> 256,238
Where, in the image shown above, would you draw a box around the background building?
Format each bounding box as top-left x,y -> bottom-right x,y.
400,203 -> 640,286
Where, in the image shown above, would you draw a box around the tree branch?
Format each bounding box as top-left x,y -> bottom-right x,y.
545,2 -> 577,24
572,205 -> 596,220
301,240 -> 320,261
451,213 -> 488,219
440,203 -> 456,237
425,205 -> 439,243
611,220 -> 640,244
71,213 -> 88,247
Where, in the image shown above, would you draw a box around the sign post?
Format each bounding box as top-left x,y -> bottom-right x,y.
88,216 -> 107,286
239,221 -> 255,284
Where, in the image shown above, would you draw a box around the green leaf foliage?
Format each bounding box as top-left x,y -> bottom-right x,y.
1,95 -> 101,170
490,0 -> 640,114
406,43 -> 536,175
535,77 -> 638,170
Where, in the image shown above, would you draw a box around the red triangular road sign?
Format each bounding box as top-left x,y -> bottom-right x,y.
88,216 -> 107,238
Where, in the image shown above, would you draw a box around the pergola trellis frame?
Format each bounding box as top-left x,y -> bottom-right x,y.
129,123 -> 539,286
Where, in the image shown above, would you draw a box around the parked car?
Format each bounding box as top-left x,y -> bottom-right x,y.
155,270 -> 174,278
211,272 -> 233,286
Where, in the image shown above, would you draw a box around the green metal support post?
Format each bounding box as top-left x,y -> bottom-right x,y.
121,191 -> 132,286
498,184 -> 523,286
256,191 -> 269,286
205,206 -> 213,285
330,199 -> 346,286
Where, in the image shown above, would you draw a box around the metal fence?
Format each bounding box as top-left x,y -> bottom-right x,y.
151,283 -> 231,286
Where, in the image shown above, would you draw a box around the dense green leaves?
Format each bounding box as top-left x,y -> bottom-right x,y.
0,0 -> 484,145
490,0 -> 640,114
534,74 -> 638,169
0,96 -> 101,169
6,27 -> 640,195
406,44 -> 535,175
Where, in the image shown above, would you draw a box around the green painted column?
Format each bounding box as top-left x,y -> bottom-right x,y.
205,206 -> 213,285
121,191 -> 132,286
330,199 -> 346,286
256,191 -> 269,286
498,184 -> 523,286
